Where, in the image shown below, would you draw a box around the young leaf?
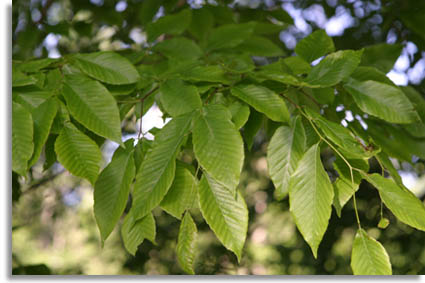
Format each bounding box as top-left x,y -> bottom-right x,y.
132,112 -> 194,220
267,116 -> 306,200
177,212 -> 198,274
28,98 -> 58,167
159,79 -> 202,117
363,173 -> 425,231
305,50 -> 363,87
344,79 -> 419,124
198,174 -> 248,261
231,84 -> 290,123
121,212 -> 156,256
55,123 -> 102,185
146,9 -> 192,41
94,139 -> 136,243
289,143 -> 334,258
295,29 -> 335,63
152,37 -> 202,61
351,229 -> 392,275
193,104 -> 244,193
12,102 -> 34,176
63,74 -> 123,144
73,52 -> 140,85
160,163 -> 197,220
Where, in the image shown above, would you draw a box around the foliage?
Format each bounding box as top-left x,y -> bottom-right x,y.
12,0 -> 425,275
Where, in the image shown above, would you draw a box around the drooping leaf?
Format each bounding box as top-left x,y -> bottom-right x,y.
351,228 -> 392,275
153,37 -> 202,61
206,22 -> 255,52
160,163 -> 197,220
28,98 -> 58,167
63,74 -> 123,144
146,8 -> 192,41
132,112 -> 194,219
289,143 -> 334,258
94,139 -> 136,243
305,50 -> 363,87
12,102 -> 34,176
243,109 -> 263,150
193,104 -> 244,193
344,78 -> 419,124
295,29 -> 335,63
54,122 -> 102,185
121,212 -> 156,256
13,85 -> 53,110
177,212 -> 198,274
73,52 -> 140,85
133,138 -> 152,174
267,116 -> 306,200
363,173 -> 425,231
231,84 -> 289,123
198,174 -> 248,261
159,79 -> 202,117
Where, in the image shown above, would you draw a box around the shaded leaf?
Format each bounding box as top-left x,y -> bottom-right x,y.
121,212 -> 156,256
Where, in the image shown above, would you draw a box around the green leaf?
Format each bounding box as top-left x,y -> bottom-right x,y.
138,0 -> 162,25
311,87 -> 335,105
146,9 -> 192,41
198,174 -> 248,261
153,37 -> 202,61
363,174 -> 425,231
12,68 -> 36,87
206,22 -> 255,52
236,36 -> 284,57
351,228 -> 392,275
94,139 -> 136,243
360,43 -> 403,73
350,66 -> 395,86
304,108 -> 371,158
267,116 -> 306,200
63,74 -> 123,144
132,112 -> 194,219
188,7 -> 214,42
73,52 -> 140,85
231,84 -> 289,123
305,50 -> 363,87
344,79 -> 419,124
54,123 -> 102,185
289,143 -> 334,258
28,98 -> 58,167
13,85 -> 53,110
283,56 -> 311,75
378,218 -> 390,229
15,58 -> 58,73
295,29 -> 335,63
43,134 -> 57,171
12,102 -> 34,176
332,157 -> 369,217
121,212 -> 156,256
179,65 -> 230,84
159,79 -> 202,117
193,104 -> 244,193
401,86 -> 425,123
243,109 -> 263,150
177,212 -> 198,274
228,100 -> 250,129
160,163 -> 197,220
133,138 -> 152,174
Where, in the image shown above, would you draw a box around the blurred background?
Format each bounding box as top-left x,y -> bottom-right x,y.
12,0 -> 425,275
